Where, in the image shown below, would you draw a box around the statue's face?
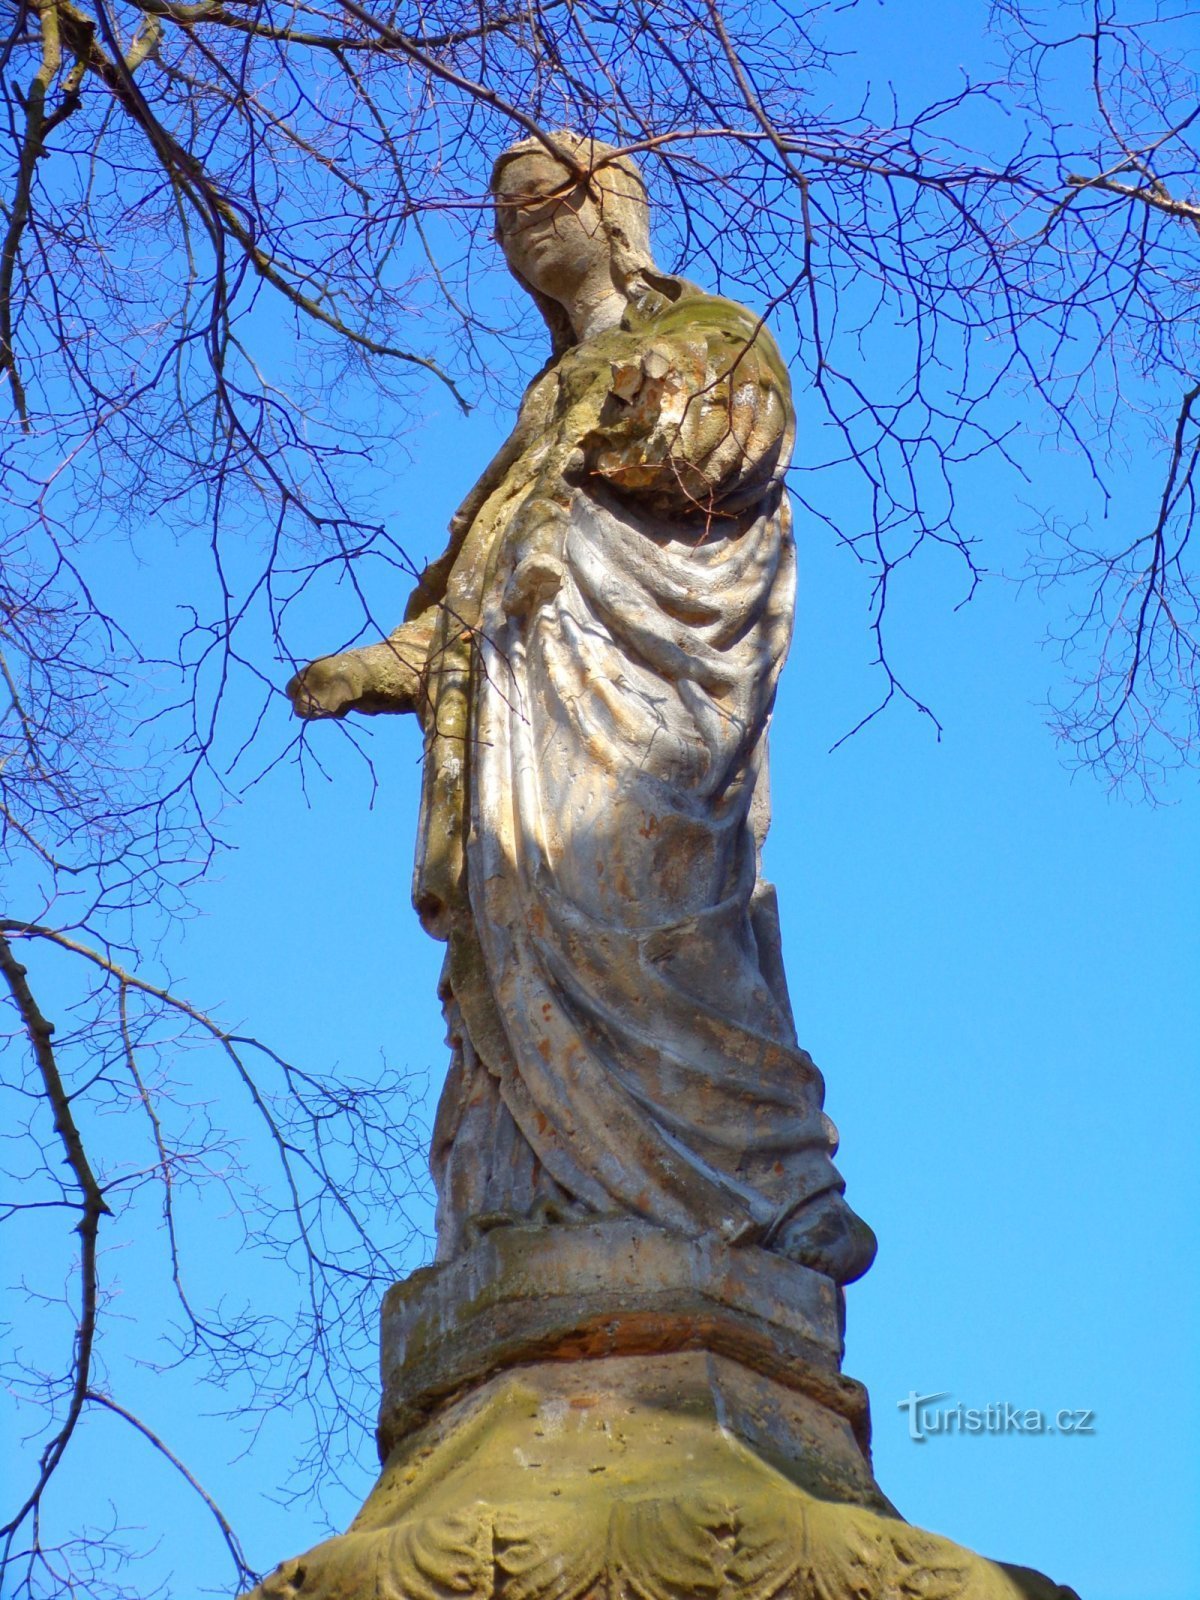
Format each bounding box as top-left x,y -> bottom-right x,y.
494,153 -> 614,304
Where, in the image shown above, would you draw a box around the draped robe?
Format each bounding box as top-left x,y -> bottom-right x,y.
400,279 -> 869,1279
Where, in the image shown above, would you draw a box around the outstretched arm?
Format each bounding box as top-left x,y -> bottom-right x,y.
286,610 -> 437,721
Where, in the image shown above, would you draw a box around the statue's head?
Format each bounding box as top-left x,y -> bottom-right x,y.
491,132 -> 657,352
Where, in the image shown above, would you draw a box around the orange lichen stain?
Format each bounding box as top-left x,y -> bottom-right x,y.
637,812 -> 659,838
541,1002 -> 553,1020
537,1037 -> 552,1061
569,1395 -> 600,1410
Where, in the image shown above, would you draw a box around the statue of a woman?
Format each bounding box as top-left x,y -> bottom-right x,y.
289,134 -> 875,1286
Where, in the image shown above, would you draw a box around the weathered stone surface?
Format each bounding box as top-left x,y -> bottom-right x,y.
245,1230 -> 1078,1600
246,1354 -> 1078,1600
377,1220 -> 858,1460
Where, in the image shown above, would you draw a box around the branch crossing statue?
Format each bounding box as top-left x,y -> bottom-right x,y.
250,134 -> 1079,1600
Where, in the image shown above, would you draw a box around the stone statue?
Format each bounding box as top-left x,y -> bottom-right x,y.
289,132 -> 875,1287
258,133 -> 1079,1600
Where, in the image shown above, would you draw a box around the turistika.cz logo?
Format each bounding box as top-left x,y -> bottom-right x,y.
898,1391 -> 1095,1442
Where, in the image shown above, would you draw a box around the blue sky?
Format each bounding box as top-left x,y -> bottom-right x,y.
8,361 -> 1198,1600
29,389 -> 1189,1598
3,3 -> 1198,1597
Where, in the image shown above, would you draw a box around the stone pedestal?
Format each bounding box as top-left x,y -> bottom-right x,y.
247,1224 -> 1080,1600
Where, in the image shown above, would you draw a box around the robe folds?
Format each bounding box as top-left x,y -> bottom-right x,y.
405,278 -> 872,1281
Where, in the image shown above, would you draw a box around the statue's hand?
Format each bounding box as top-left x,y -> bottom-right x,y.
286,653 -> 370,719
286,626 -> 430,720
500,491 -> 568,619
503,552 -> 565,619
591,314 -> 789,515
609,341 -> 674,407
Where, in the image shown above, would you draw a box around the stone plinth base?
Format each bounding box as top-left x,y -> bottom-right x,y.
246,1226 -> 1079,1600
378,1220 -> 862,1464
